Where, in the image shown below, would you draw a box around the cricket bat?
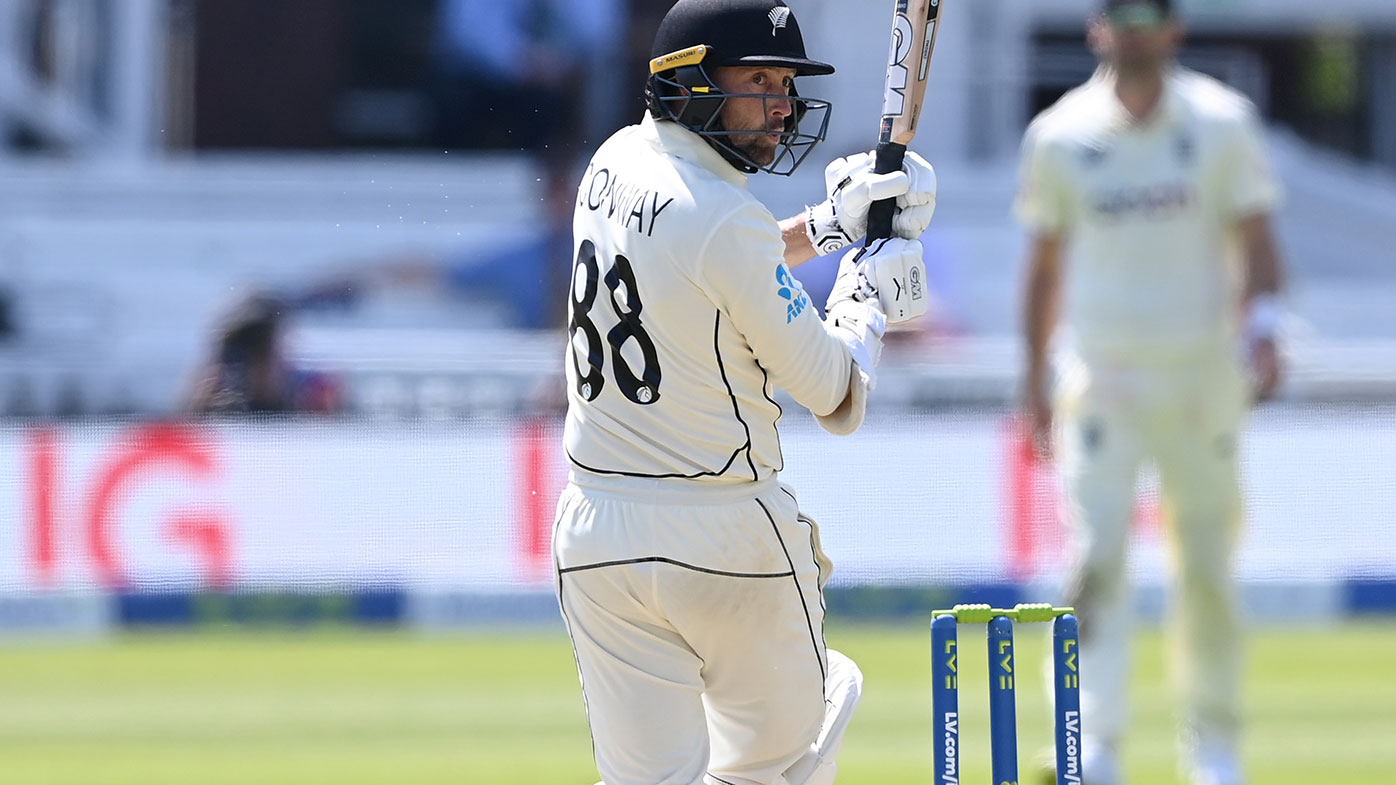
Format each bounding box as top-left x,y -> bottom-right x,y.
865,0 -> 945,244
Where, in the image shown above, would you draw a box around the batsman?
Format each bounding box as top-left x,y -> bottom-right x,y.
552,1 -> 938,784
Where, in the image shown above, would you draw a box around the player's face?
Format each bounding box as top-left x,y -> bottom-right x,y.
1093,6 -> 1182,75
712,66 -> 798,166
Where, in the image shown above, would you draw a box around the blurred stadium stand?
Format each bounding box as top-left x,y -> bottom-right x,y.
1,134 -> 1393,416
0,1 -> 1390,634
0,153 -> 542,415
0,0 -> 1390,417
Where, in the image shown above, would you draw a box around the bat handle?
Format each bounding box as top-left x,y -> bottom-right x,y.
864,140 -> 906,245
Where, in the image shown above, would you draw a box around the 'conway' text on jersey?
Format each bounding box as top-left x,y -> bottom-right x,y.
580,165 -> 675,238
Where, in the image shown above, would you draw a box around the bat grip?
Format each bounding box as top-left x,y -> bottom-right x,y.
864,141 -> 906,245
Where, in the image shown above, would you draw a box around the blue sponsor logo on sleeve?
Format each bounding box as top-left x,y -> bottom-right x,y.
775,264 -> 809,323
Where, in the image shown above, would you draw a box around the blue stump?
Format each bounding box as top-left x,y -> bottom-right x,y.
1053,614 -> 1082,785
988,615 -> 1018,785
931,614 -> 960,785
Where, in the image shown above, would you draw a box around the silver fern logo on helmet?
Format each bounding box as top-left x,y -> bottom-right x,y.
768,6 -> 790,35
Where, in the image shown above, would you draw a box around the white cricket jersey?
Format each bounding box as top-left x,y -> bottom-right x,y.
563,114 -> 856,484
1016,67 -> 1281,360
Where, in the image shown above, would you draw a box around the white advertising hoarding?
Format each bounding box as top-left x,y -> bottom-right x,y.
0,408 -> 1391,595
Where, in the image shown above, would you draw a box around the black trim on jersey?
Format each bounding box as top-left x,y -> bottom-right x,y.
757,496 -> 827,683
559,556 -> 793,579
563,309 -> 754,481
756,360 -> 784,473
567,448 -> 742,480
708,775 -> 741,785
713,309 -> 759,481
781,487 -> 831,675
796,518 -> 830,667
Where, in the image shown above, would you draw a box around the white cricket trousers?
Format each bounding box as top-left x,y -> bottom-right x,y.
1054,346 -> 1249,751
554,473 -> 857,785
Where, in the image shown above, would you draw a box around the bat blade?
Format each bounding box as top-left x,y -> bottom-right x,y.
879,0 -> 943,147
866,0 -> 945,243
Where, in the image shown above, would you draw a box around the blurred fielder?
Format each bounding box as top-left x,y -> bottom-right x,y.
1017,1 -> 1286,783
552,2 -> 937,784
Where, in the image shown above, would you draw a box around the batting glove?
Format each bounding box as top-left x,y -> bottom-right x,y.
857,236 -> 929,324
825,245 -> 889,389
806,151 -> 938,255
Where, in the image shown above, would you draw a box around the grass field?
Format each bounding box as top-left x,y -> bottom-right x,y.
1,622 -> 1394,784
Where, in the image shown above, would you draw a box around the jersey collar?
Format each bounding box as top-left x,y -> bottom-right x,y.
1089,63 -> 1184,131
642,114 -> 751,188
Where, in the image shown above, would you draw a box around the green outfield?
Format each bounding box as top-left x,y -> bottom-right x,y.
1,623 -> 1393,784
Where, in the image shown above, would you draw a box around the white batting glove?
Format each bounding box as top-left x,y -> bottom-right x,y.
805,151 -> 939,255
806,152 -> 906,255
824,248 -> 888,390
893,151 -> 937,239
858,237 -> 928,324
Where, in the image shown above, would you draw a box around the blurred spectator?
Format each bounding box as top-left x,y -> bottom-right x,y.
186,292 -> 342,415
623,0 -> 676,113
428,0 -> 622,154
273,249 -> 551,330
426,0 -> 624,329
0,287 -> 14,340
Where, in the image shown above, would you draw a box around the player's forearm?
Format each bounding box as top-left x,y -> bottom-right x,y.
1237,213 -> 1286,399
1023,239 -> 1063,397
1238,213 -> 1284,301
1025,290 -> 1055,397
779,214 -> 819,268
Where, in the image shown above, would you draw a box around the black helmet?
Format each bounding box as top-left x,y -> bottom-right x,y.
646,0 -> 833,176
651,0 -> 834,77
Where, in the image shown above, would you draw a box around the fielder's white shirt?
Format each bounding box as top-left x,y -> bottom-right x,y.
1017,67 -> 1281,360
563,115 -> 859,483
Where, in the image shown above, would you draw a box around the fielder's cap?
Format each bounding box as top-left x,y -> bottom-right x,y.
650,0 -> 835,77
1101,0 -> 1175,26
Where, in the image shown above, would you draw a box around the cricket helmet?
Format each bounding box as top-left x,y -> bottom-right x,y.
645,0 -> 833,175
